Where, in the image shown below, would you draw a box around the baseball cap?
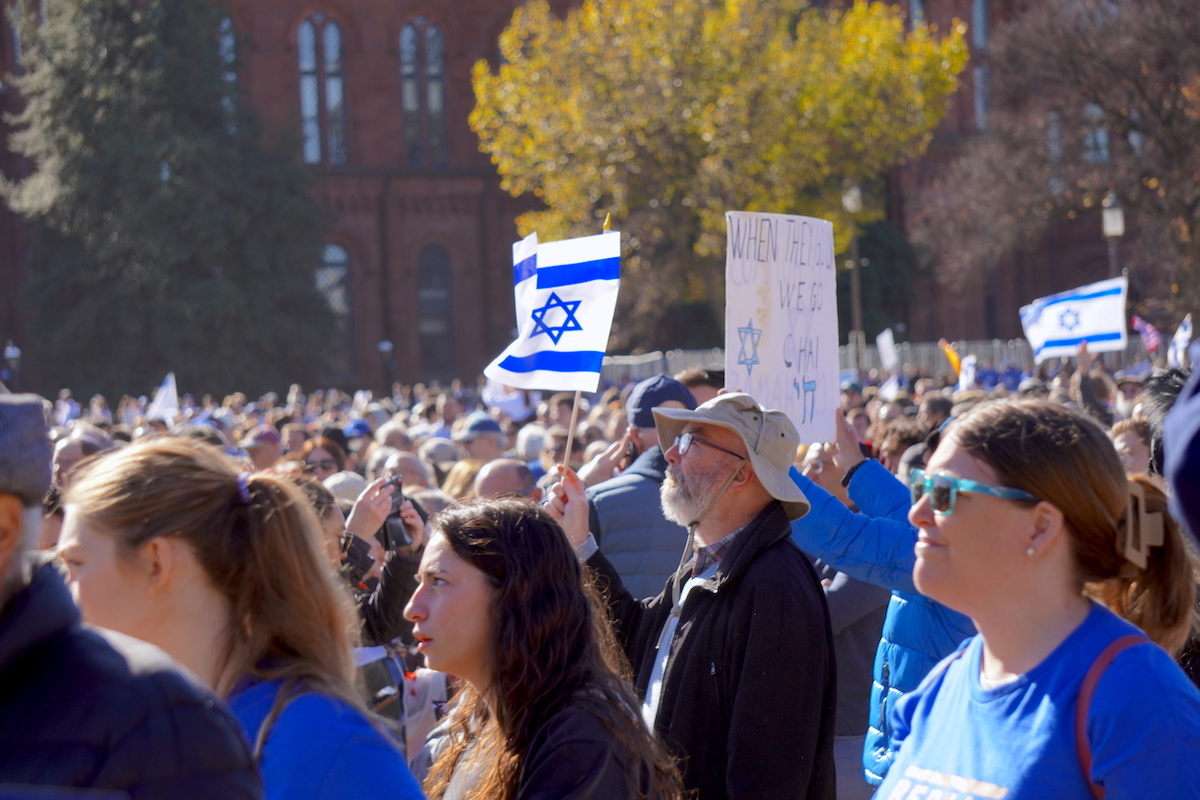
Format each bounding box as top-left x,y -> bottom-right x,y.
652,392 -> 810,521
453,414 -> 503,442
0,394 -> 52,507
627,375 -> 697,429
237,424 -> 281,449
343,418 -> 373,439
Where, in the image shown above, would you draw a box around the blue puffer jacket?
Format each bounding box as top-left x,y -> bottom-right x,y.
789,461 -> 975,785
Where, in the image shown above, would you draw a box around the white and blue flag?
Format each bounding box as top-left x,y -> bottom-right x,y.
1168,314 -> 1193,368
1019,276 -> 1128,364
485,231 -> 621,392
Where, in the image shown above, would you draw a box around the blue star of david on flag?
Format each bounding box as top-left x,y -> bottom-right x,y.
738,319 -> 762,375
485,231 -> 621,392
530,292 -> 584,345
1019,275 -> 1128,363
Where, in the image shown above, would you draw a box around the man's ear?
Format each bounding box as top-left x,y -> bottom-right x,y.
0,495 -> 27,571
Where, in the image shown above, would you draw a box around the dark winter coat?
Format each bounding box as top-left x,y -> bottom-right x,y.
0,554 -> 262,800
588,501 -> 837,800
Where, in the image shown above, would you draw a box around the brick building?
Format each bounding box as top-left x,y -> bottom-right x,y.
0,0 -> 1123,390
894,0 -> 1119,343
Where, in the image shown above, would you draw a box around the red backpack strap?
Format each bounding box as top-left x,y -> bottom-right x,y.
1075,634 -> 1149,800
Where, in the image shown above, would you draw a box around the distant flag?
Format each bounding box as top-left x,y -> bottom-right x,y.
878,373 -> 901,401
484,231 -> 621,392
1019,276 -> 1128,363
1168,314 -> 1193,368
958,353 -> 977,392
938,338 -> 961,377
145,372 -> 180,423
1131,315 -> 1162,354
876,327 -> 899,372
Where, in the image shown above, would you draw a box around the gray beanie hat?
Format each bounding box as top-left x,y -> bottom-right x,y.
0,394 -> 52,507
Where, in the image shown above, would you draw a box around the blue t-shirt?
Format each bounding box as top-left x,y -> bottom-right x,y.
876,603 -> 1200,800
228,678 -> 425,800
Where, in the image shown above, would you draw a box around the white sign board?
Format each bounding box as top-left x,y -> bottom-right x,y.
725,211 -> 839,443
876,327 -> 899,372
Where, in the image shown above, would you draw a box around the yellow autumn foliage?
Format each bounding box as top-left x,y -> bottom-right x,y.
471,0 -> 968,348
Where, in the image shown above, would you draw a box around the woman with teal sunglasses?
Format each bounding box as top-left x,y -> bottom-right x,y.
876,399 -> 1200,800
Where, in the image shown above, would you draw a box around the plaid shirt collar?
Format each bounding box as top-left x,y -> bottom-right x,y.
692,525 -> 746,577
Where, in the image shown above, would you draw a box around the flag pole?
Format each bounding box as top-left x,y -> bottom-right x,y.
560,213 -> 613,468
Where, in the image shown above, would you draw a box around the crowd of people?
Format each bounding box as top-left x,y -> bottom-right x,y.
2,342 -> 1199,799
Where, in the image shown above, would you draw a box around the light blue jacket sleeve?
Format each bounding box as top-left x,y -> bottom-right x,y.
789,465 -> 918,594
848,459 -> 912,523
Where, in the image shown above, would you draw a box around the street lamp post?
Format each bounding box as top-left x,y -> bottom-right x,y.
842,185 -> 865,378
376,339 -> 395,398
1102,189 -> 1125,279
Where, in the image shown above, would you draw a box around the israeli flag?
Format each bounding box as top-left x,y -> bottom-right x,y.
1019,276 -> 1128,364
485,231 -> 621,392
1168,314 -> 1193,368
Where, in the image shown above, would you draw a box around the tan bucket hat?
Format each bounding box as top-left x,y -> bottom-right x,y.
652,392 -> 810,521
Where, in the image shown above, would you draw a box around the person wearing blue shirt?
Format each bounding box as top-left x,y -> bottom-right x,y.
790,416 -> 974,787
58,437 -> 424,800
877,399 -> 1200,799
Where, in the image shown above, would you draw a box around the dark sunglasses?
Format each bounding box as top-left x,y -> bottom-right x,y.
675,432 -> 747,461
909,468 -> 1038,515
304,459 -> 337,473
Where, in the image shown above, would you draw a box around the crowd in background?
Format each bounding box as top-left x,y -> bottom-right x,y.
7,340 -> 1200,800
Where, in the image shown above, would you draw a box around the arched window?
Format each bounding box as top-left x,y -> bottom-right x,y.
299,14 -> 347,165
971,0 -> 988,48
218,17 -> 237,129
972,0 -> 988,130
417,244 -> 454,379
909,0 -> 924,25
317,244 -> 354,375
399,18 -> 447,168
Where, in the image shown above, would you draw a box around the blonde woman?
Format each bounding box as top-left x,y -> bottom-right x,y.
58,437 -> 423,800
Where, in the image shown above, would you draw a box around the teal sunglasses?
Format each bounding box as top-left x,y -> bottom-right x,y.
909,468 -> 1039,515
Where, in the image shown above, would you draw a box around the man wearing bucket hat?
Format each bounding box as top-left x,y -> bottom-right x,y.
549,392 -> 836,800
585,374 -> 697,599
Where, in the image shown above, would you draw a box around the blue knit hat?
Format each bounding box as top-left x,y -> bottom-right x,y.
0,394 -> 52,507
626,375 -> 696,429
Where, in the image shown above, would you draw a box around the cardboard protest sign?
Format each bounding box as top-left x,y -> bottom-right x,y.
725,211 -> 838,443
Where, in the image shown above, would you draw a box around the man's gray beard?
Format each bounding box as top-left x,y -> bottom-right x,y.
661,467 -> 709,527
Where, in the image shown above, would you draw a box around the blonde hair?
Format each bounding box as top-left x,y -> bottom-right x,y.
954,399 -> 1198,654
66,437 -> 361,699
441,458 -> 484,501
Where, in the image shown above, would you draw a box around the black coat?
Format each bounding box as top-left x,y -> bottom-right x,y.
588,501 -> 837,800
0,555 -> 262,800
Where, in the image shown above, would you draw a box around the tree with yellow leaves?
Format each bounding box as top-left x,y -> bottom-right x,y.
472,0 -> 968,350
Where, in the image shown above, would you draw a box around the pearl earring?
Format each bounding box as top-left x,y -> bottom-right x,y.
1026,546 -> 1036,557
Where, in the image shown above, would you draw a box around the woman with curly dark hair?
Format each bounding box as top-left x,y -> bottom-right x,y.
404,498 -> 682,800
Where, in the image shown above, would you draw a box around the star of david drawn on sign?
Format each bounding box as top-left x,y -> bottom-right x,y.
530,292 -> 583,345
738,319 -> 762,375
1059,308 -> 1081,332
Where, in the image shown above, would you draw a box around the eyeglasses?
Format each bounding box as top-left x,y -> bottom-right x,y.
909,468 -> 1038,515
674,432 -> 747,461
305,459 -> 337,473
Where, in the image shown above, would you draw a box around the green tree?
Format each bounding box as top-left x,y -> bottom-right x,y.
471,0 -> 967,350
4,0 -> 334,398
